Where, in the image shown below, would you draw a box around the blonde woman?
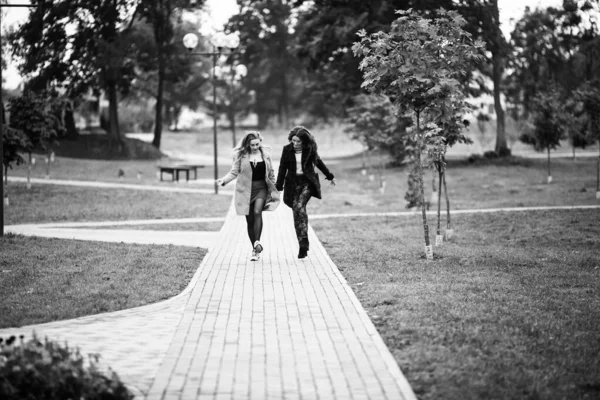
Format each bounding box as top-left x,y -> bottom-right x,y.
217,131 -> 280,261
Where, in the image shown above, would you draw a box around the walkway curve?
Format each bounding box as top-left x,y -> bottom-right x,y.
1,203 -> 417,400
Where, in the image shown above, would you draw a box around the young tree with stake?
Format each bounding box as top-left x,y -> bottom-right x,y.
353,8 -> 484,260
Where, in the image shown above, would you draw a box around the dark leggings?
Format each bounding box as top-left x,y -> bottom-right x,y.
245,198 -> 265,245
292,178 -> 312,244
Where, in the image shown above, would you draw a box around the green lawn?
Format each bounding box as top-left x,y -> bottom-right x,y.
6,155 -> 226,185
2,151 -> 599,399
4,182 -> 232,225
313,209 -> 600,400
0,234 -> 204,329
307,155 -> 599,216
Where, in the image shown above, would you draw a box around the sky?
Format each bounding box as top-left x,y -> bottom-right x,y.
1,0 -> 563,89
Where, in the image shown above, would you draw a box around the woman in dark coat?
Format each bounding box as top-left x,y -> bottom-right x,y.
275,126 -> 336,259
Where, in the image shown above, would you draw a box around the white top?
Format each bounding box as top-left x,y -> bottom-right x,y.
295,152 -> 303,175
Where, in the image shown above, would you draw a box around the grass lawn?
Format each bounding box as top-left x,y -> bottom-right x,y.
0,234 -> 204,329
6,155 -> 227,186
4,182 -> 232,225
2,149 -> 599,398
6,125 -> 361,185
306,155 -> 600,216
313,208 -> 600,400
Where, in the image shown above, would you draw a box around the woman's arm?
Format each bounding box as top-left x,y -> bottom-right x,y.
275,147 -> 288,191
266,155 -> 276,183
314,153 -> 335,181
219,156 -> 242,186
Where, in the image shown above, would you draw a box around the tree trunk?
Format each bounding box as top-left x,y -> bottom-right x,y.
416,111 -> 431,253
231,116 -> 237,148
64,102 -> 79,140
597,140 -> 599,192
378,152 -> 385,193
491,0 -> 508,156
492,51 -> 507,156
27,152 -> 32,190
106,75 -> 122,150
443,169 -> 451,230
281,68 -> 289,128
46,150 -> 51,179
152,51 -> 166,149
436,164 -> 443,236
547,146 -> 551,183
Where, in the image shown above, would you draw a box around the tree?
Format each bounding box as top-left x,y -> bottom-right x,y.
226,0 -> 305,128
2,125 -> 30,183
353,8 -> 484,259
135,0 -> 207,148
8,91 -> 61,188
344,94 -> 409,193
519,88 -> 567,183
507,6 -> 566,118
427,97 -> 472,243
128,18 -> 211,133
11,0 -> 138,148
344,94 -> 409,167
218,64 -> 251,146
293,0 -> 454,119
507,1 -> 600,119
575,82 -> 600,195
455,0 -> 510,156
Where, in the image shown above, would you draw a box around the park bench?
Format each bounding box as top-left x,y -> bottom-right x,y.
157,163 -> 205,182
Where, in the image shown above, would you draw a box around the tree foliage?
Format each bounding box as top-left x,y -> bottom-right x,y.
2,126 -> 31,172
10,0 -> 137,143
508,1 -> 600,115
134,0 -> 207,147
226,0 -> 304,128
8,91 -> 61,155
344,94 -> 409,165
455,0 -> 510,155
292,0 -> 454,118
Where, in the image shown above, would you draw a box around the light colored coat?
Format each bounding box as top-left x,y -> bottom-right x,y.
220,149 -> 280,215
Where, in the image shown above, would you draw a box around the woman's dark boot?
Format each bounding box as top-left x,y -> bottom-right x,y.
298,238 -> 309,259
298,247 -> 308,259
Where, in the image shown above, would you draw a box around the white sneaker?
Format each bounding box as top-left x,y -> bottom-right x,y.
250,249 -> 259,261
254,240 -> 263,253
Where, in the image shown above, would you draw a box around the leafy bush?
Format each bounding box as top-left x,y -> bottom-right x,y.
344,94 -> 410,166
0,334 -> 133,400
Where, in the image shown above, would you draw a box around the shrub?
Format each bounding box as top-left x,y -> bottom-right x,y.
0,334 -> 133,400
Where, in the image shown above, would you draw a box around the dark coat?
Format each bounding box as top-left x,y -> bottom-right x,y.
275,143 -> 334,208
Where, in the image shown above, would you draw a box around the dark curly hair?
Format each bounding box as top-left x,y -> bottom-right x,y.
288,125 -> 318,155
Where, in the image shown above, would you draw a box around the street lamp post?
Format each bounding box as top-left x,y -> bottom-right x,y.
183,32 -> 239,195
1,2 -> 42,237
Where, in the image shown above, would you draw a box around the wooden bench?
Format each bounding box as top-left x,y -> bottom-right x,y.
157,164 -> 205,182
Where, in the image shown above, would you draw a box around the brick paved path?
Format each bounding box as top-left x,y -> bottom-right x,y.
146,204 -> 415,400
1,204 -> 416,400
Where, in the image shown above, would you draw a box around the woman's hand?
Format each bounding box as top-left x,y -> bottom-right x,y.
216,179 -> 224,186
330,178 -> 337,186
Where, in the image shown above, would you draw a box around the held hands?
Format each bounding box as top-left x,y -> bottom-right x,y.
216,179 -> 224,187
